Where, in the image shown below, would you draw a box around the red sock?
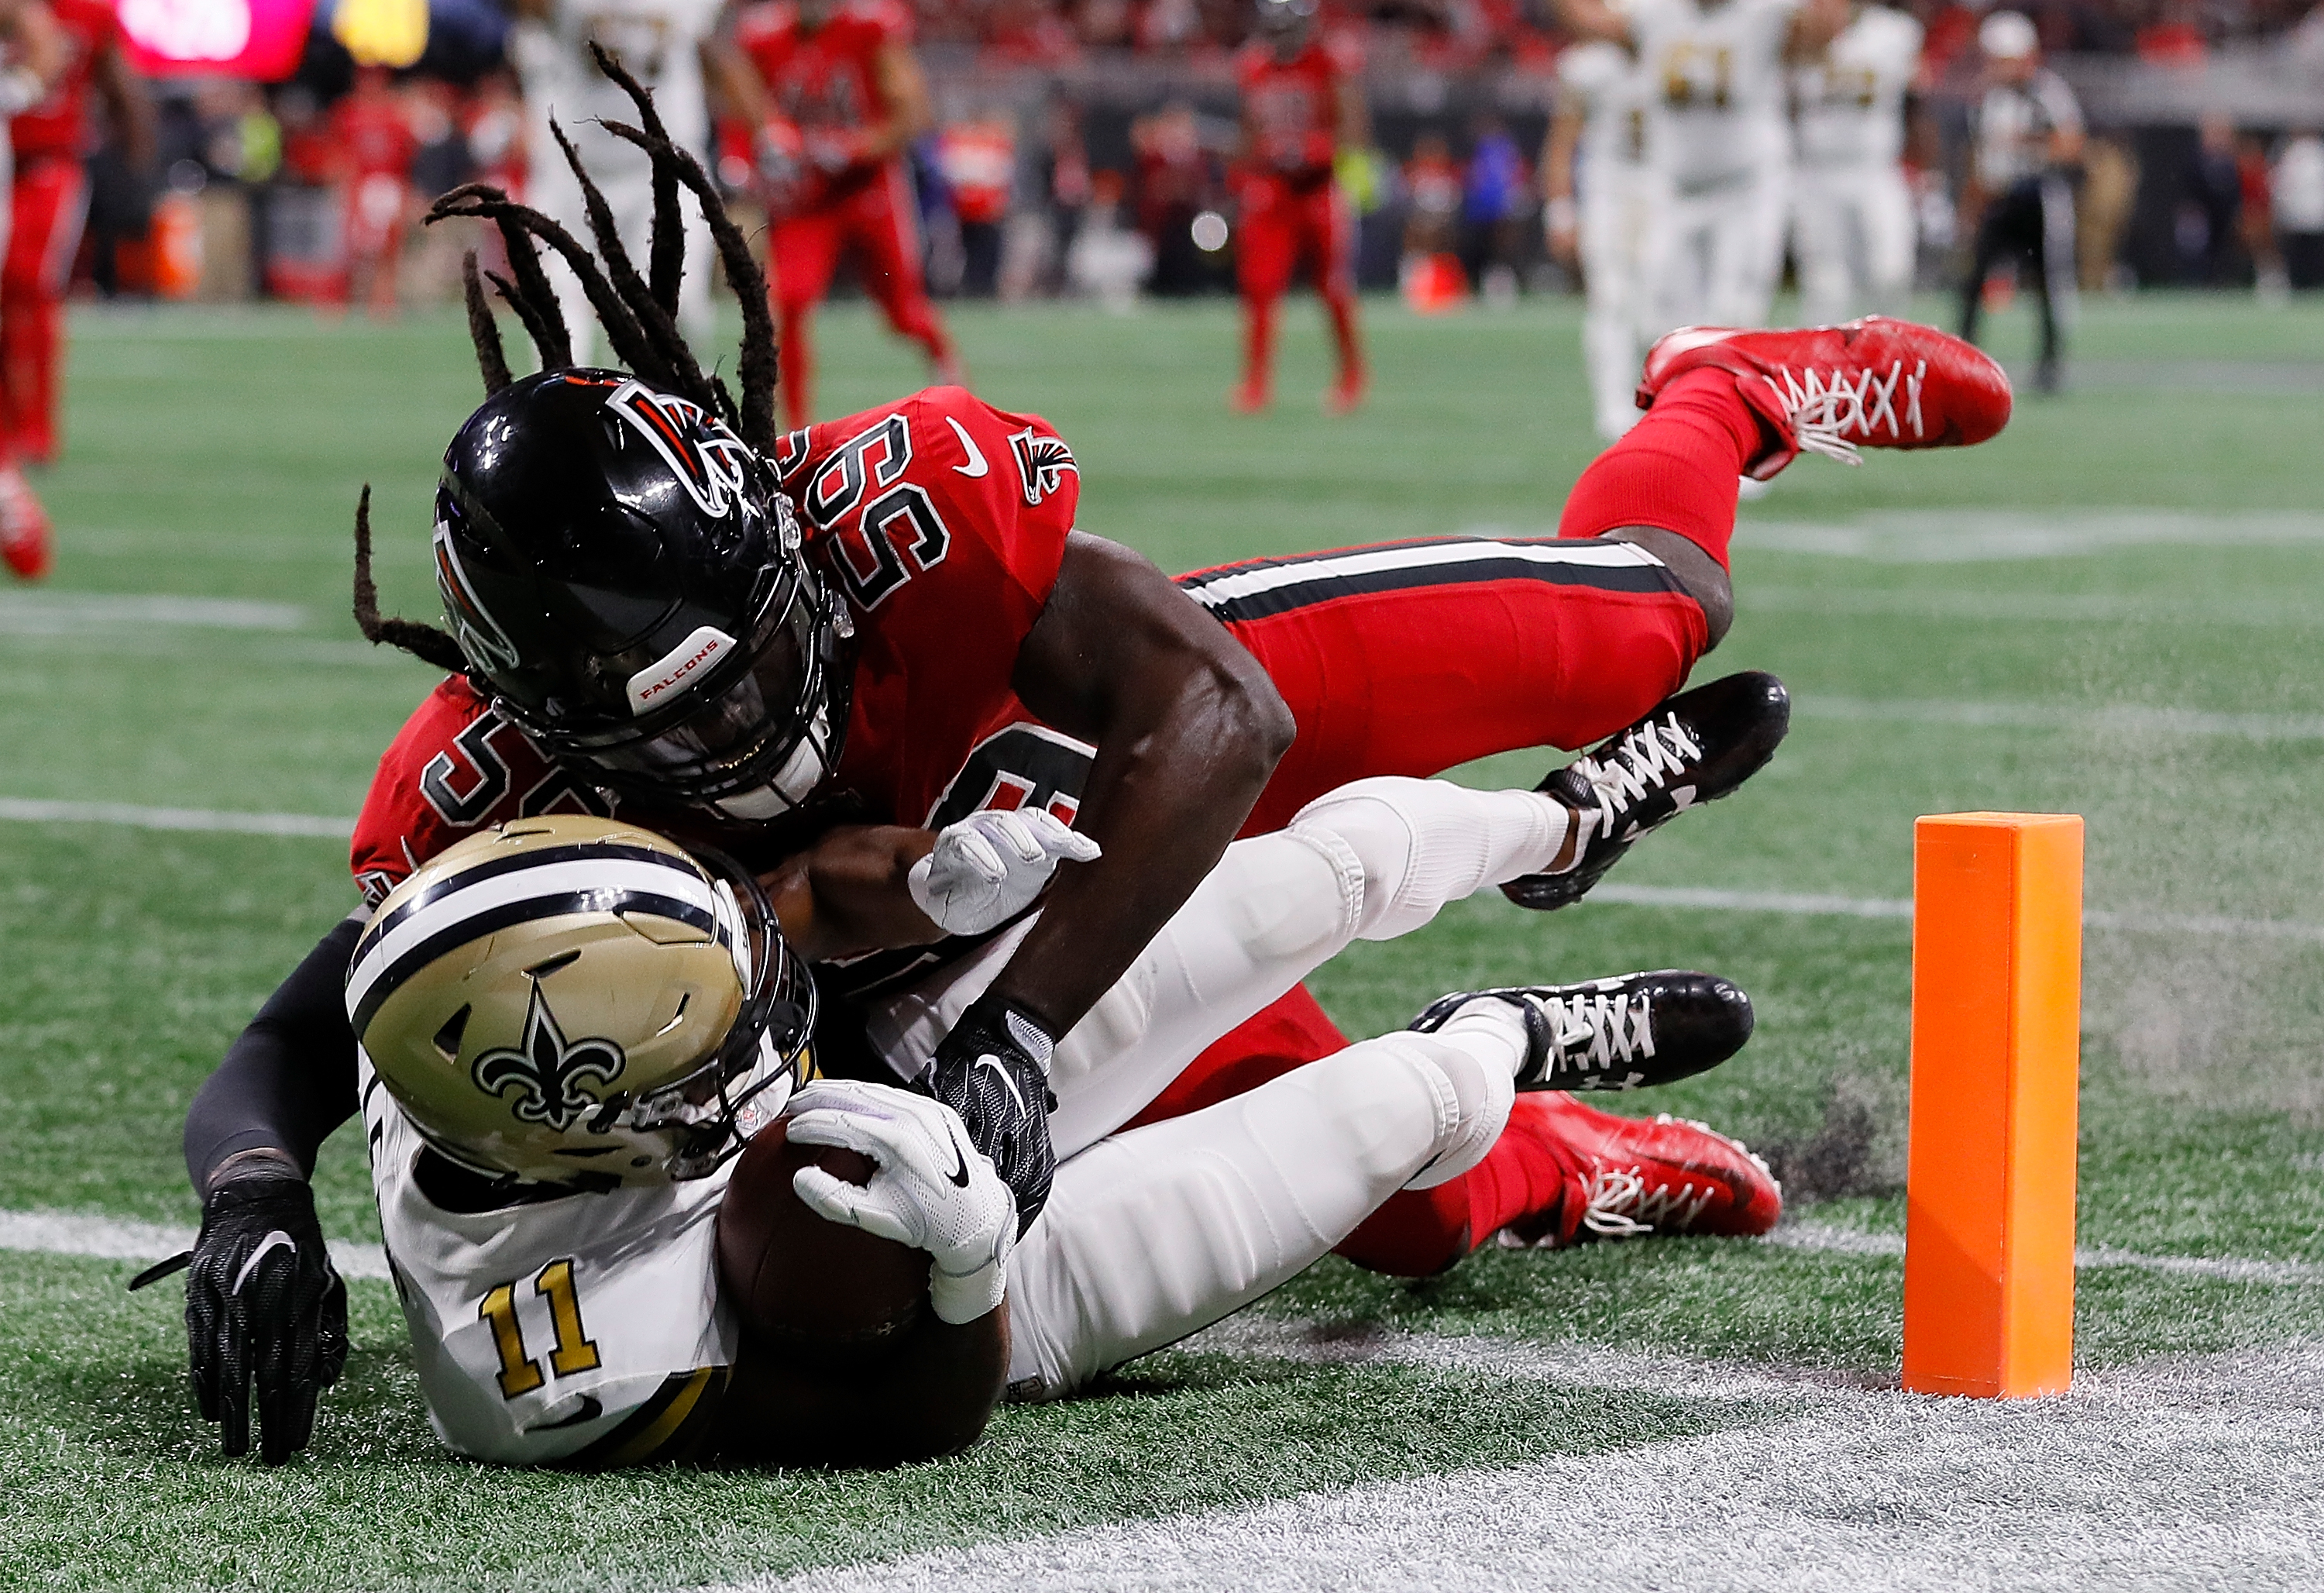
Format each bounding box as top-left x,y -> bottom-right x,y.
1324,290 -> 1362,384
1335,1096 -> 1580,1277
1241,294 -> 1277,395
1555,367 -> 1768,569
777,298 -> 814,431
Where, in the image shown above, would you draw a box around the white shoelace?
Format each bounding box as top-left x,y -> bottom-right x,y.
1762,358 -> 1928,467
1566,713 -> 1705,839
1580,1163 -> 1718,1237
1539,987 -> 1655,1082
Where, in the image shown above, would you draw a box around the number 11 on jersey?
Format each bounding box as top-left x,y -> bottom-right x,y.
481,1257 -> 603,1399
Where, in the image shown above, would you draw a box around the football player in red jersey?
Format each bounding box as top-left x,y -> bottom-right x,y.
1232,0 -> 1367,415
2,0 -> 145,468
326,68 -> 419,318
0,0 -> 68,580
734,0 -> 959,429
166,85 -> 2013,1461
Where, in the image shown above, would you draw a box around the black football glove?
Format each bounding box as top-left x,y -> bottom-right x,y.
129,1172 -> 348,1464
925,993 -> 1058,1235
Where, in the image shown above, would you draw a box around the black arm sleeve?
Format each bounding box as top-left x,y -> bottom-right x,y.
184,916 -> 366,1195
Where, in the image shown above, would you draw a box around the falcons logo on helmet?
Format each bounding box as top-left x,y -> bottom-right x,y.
1009,428 -> 1078,507
607,379 -> 756,519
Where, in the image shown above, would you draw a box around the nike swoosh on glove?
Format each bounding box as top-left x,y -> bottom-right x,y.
907,808 -> 1102,938
786,1080 -> 1018,1325
130,1174 -> 348,1464
925,993 -> 1058,1236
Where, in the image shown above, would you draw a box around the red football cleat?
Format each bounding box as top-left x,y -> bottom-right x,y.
1231,379 -> 1270,415
0,463 -> 51,580
1324,369 -> 1367,416
1638,316 -> 2013,481
1497,1092 -> 1783,1248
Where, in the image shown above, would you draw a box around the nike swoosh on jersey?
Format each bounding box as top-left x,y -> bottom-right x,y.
232,1231 -> 297,1296
946,415 -> 989,477
528,1394 -> 605,1432
975,1052 -> 1028,1118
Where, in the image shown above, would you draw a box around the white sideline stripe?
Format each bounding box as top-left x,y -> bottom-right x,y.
1741,509 -> 2324,563
0,797 -> 355,839
1184,537 -> 1661,608
0,1209 -> 390,1281
0,591 -> 307,631
1589,883 -> 2324,944
1769,1221 -> 2324,1285
1746,586 -> 2324,629
754,1346 -> 2324,1593
1798,692 -> 2324,743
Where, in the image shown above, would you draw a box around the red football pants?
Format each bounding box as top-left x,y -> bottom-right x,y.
2,153 -> 89,462
1236,180 -> 1353,301
1142,534 -> 1712,1275
768,166 -> 953,430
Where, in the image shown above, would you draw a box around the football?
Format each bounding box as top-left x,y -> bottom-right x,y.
715,1116 -> 929,1354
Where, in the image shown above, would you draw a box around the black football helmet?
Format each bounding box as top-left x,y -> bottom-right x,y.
433,369 -> 851,819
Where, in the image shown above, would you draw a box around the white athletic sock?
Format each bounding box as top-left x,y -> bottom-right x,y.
1288,777 -> 1571,944
1398,1002 -> 1524,1190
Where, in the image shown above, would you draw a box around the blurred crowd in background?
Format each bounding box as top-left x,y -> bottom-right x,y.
53,0 -> 2324,313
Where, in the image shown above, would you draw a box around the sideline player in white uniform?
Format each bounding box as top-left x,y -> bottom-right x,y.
349,782 -> 1761,1464
508,0 -> 761,359
1789,3 -> 1923,325
1543,39 -> 1662,439
1557,0 -> 1848,334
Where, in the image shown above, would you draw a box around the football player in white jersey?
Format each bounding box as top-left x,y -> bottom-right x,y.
347,780 -> 1764,1465
1789,3 -> 1924,325
508,0 -> 765,360
1543,39 -> 1664,440
1556,0 -> 1848,334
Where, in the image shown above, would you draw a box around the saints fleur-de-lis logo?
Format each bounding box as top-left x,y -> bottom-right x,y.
472,983 -> 627,1131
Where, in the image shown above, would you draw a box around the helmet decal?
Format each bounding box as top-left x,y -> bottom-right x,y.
606,378 -> 755,520
433,518 -> 523,673
625,624 -> 739,717
472,981 -> 627,1131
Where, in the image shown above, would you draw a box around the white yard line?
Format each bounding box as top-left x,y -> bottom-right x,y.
0,797 -> 354,839
1468,510 -> 2324,564
0,591 -> 307,632
1797,693 -> 2324,743
1745,586 -> 2324,628
755,1344 -> 2324,1593
0,1209 -> 390,1280
1769,1222 -> 2324,1285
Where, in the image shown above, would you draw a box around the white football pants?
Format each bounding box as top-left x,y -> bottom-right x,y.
1792,163 -> 1916,327
864,776 -> 1570,1395
1578,164 -> 1666,440
1647,167 -> 1789,336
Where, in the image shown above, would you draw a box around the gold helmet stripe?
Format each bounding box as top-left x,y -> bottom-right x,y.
347,857 -> 720,1033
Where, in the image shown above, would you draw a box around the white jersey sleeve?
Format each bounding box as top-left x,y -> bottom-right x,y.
1631,0 -> 1801,188
361,1052 -> 740,1466
531,0 -> 723,149
1793,6 -> 1922,169
1559,40 -> 1649,171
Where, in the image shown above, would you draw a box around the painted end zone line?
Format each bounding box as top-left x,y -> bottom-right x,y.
0,1209 -> 390,1281
0,797 -> 354,839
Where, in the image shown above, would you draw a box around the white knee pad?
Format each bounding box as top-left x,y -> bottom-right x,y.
1388,1012 -> 1521,1191
1287,777 -> 1566,944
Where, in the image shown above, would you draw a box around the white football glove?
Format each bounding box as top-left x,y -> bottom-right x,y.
906,809 -> 1102,938
784,1079 -> 1017,1326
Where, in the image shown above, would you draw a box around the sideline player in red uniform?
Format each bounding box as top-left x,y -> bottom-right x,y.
165,95 -> 2013,1460
2,0 -> 143,468
1233,0 -> 1366,415
0,0 -> 70,580
734,0 -> 958,429
326,68 -> 418,318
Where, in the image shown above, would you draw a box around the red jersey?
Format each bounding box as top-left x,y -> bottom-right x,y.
737,0 -> 907,137
349,387 -> 1083,991
328,93 -> 418,182
12,0 -> 118,161
1236,33 -> 1360,184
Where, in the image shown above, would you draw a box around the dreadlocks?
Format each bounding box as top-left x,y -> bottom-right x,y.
357,43 -> 783,674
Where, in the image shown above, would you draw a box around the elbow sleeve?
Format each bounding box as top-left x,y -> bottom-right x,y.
184,914 -> 366,1193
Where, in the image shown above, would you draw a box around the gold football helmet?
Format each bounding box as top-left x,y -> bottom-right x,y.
346,815 -> 813,1186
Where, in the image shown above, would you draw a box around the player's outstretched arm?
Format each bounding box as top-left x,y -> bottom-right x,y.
1786,0 -> 1853,62
1552,0 -> 1632,50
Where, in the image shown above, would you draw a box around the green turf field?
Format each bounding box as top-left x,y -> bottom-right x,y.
2,292 -> 2322,1590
